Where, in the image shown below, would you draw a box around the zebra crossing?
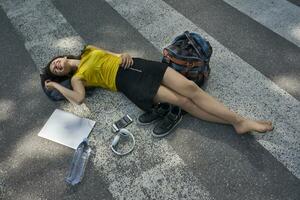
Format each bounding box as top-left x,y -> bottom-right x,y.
223,0 -> 300,47
105,0 -> 300,179
0,0 -> 299,199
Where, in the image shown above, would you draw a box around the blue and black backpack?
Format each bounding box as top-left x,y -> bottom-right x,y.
162,31 -> 213,87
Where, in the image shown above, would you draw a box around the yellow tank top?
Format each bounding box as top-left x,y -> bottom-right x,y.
74,45 -> 121,91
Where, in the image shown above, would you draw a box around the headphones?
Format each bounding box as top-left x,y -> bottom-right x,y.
110,128 -> 135,156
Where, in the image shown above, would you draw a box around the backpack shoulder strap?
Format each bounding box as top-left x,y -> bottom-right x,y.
184,31 -> 210,59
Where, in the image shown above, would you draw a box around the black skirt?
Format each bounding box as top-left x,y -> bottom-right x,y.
115,58 -> 168,111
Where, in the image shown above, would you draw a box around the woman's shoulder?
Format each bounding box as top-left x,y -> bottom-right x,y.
81,45 -> 94,56
81,45 -> 106,58
82,45 -> 104,53
84,45 -> 97,51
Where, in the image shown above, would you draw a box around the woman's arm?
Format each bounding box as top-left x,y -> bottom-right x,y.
45,77 -> 86,105
88,45 -> 133,68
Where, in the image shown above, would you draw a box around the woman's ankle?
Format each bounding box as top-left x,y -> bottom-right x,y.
232,116 -> 245,126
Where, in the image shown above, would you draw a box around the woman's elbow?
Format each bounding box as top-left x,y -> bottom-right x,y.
78,98 -> 85,105
76,99 -> 84,105
75,95 -> 85,105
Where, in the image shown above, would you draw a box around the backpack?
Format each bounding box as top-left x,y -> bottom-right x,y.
162,31 -> 213,87
40,76 -> 72,101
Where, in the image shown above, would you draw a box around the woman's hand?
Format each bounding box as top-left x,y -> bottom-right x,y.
45,80 -> 57,90
120,53 -> 133,69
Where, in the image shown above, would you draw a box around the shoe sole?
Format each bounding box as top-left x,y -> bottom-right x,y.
151,115 -> 183,138
137,117 -> 161,126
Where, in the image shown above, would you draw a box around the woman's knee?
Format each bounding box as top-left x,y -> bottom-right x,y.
183,80 -> 200,97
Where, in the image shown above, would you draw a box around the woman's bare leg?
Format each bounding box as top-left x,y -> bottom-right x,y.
154,85 -> 230,124
161,67 -> 273,134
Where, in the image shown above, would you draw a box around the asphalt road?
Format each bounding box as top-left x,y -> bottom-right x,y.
0,0 -> 299,199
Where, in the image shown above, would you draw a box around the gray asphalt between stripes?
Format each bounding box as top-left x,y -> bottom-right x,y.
287,0 -> 300,7
0,0 -> 299,199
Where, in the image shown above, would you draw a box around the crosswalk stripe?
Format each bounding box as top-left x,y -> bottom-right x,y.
0,0 -> 214,198
105,0 -> 300,179
223,0 -> 300,48
1,0 -> 85,72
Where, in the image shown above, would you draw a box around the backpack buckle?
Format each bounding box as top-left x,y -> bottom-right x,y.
186,62 -> 194,68
163,49 -> 171,64
203,71 -> 209,78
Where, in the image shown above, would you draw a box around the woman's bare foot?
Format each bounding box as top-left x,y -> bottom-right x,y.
256,120 -> 272,126
233,119 -> 273,134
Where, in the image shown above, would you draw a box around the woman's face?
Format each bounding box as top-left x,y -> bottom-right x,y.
50,57 -> 69,76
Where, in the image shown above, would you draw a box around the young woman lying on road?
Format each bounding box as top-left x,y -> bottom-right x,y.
40,45 -> 273,137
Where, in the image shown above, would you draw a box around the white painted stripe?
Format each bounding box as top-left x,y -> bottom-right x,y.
0,0 -> 213,198
0,0 -> 85,72
105,0 -> 300,179
223,0 -> 300,47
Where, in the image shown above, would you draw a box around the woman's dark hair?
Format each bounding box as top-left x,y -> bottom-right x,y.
40,54 -> 81,101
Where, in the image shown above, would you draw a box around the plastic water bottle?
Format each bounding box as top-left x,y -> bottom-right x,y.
65,138 -> 91,185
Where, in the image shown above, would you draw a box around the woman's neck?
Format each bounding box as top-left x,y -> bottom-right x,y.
68,59 -> 81,70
